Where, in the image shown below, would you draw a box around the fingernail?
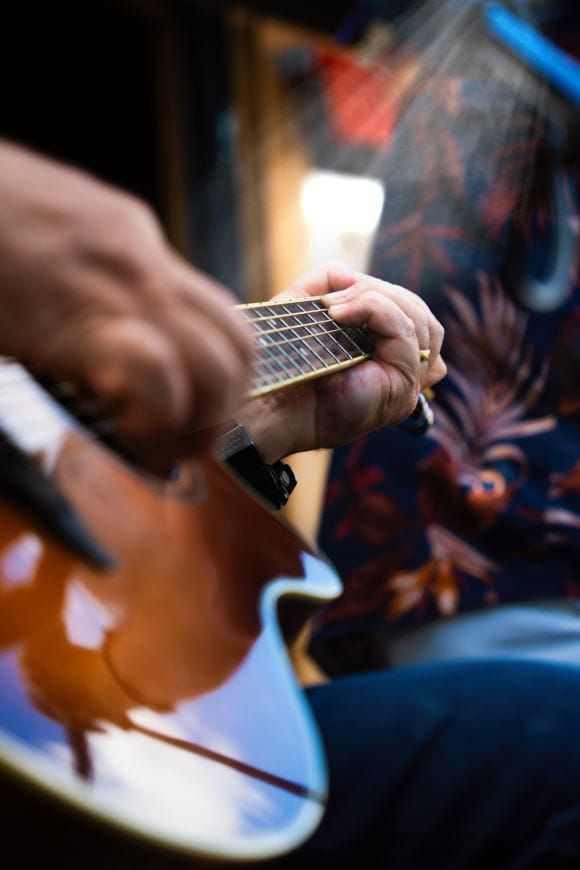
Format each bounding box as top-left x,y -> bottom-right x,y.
328,303 -> 350,316
324,289 -> 352,302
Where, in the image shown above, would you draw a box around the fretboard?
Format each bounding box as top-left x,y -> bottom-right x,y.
238,298 -> 374,398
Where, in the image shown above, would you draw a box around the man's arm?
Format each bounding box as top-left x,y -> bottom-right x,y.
0,142 -> 445,466
0,140 -> 253,456
239,262 -> 446,463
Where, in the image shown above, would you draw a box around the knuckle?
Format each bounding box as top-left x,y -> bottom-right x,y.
118,194 -> 159,233
416,295 -> 431,314
360,288 -> 385,310
418,313 -> 430,339
403,315 -> 417,338
430,314 -> 444,336
215,345 -> 245,390
379,279 -> 399,293
354,278 -> 376,297
106,196 -> 165,263
200,271 -> 238,307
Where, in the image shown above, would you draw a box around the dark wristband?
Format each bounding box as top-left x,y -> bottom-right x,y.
215,425 -> 297,510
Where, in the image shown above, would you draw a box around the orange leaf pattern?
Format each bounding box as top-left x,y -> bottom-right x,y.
314,53 -> 580,672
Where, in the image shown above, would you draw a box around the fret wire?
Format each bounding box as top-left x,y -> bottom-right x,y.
271,343 -> 305,379
241,305 -> 329,327
309,305 -> 369,356
287,342 -> 320,375
256,325 -> 350,353
292,303 -> 338,367
298,302 -> 368,360
312,309 -> 348,362
239,297 -> 324,313
249,318 -> 350,342
277,304 -> 334,370
260,311 -> 313,379
291,333 -> 328,372
313,330 -> 343,366
248,355 -> 368,399
242,301 -> 370,361
339,326 -> 366,357
252,357 -> 291,391
252,325 -> 341,351
283,304 -> 344,366
263,341 -> 300,380
253,350 -> 280,383
326,327 -> 358,359
253,360 -> 275,379
249,314 -> 334,338
256,339 -> 306,384
293,301 -> 355,363
252,352 -> 302,393
257,354 -> 284,381
259,310 -> 324,378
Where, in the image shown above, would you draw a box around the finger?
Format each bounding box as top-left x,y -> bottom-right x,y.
171,259 -> 255,368
376,282 -> 445,375
424,354 -> 447,388
70,318 -> 193,439
166,308 -> 252,432
327,290 -> 421,389
325,277 -> 443,377
286,260 -> 359,299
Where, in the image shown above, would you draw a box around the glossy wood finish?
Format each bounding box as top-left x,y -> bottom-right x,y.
0,376 -> 341,861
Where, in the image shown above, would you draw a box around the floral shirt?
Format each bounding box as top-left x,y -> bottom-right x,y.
314,17 -> 580,675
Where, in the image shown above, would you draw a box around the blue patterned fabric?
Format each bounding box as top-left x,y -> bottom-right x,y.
314,12 -> 580,674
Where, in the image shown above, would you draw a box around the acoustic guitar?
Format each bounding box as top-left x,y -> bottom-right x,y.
0,297 -> 383,863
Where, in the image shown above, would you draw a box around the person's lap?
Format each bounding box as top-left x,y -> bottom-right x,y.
276,660 -> 580,869
3,660 -> 580,869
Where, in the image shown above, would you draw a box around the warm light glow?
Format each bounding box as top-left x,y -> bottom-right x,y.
300,170 -> 385,235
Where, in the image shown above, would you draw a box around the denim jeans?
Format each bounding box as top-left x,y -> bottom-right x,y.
4,660 -> 580,869
274,660 -> 580,870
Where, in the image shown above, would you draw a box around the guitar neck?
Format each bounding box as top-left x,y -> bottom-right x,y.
0,299 -> 374,478
238,298 -> 374,399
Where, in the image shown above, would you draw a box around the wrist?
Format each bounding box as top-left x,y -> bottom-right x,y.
237,394 -> 305,463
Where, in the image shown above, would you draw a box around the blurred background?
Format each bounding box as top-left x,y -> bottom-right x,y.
1,0 -> 577,558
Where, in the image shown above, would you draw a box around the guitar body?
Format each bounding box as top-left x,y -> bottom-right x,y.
0,381 -> 341,862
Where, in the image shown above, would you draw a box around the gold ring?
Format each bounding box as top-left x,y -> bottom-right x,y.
419,349 -> 431,362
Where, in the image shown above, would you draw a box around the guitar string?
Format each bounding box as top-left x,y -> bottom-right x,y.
242,309 -> 331,326
247,316 -> 338,338
0,329 -> 363,408
0,300 -> 369,436
0,340 -> 369,446
243,307 -> 369,361
251,325 -> 367,384
252,331 -> 367,380
241,307 -> 336,327
253,325 -> 361,349
0,315 -> 360,417
0,323 -> 361,415
0,304 -> 367,398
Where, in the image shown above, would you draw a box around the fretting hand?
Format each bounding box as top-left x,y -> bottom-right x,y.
239,262 -> 446,462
